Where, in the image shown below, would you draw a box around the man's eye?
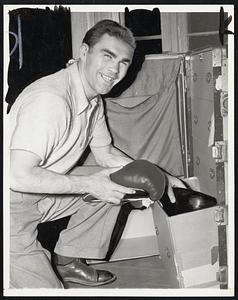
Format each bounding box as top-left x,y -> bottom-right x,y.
121,61 -> 129,67
104,54 -> 112,59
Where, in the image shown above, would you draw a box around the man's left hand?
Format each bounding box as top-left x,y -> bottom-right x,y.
166,174 -> 187,203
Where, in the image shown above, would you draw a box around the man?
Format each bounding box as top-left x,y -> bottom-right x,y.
10,19 -> 185,288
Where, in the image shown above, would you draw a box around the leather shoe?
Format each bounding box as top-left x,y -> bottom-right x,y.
53,253 -> 116,287
160,187 -> 217,216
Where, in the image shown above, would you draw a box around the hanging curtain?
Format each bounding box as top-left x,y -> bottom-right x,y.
105,57 -> 184,177
125,8 -> 162,55
5,6 -> 72,113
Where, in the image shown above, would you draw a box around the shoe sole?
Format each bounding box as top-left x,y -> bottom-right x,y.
62,274 -> 117,288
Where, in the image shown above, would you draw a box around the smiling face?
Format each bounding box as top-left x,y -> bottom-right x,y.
79,33 -> 134,99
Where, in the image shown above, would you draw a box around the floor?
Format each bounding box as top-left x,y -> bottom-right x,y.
37,218 -> 176,289
66,255 -> 176,289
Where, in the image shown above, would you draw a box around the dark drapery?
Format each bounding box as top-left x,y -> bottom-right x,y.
5,6 -> 72,113
125,8 -> 162,55
105,57 -> 184,177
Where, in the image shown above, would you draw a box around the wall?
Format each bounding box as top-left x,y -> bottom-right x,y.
161,12 -> 188,53
71,12 -> 123,58
70,11 -> 188,55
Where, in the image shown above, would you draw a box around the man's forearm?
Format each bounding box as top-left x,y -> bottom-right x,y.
92,145 -> 133,168
11,165 -> 92,195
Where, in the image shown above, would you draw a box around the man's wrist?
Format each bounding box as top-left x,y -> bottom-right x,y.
67,174 -> 91,195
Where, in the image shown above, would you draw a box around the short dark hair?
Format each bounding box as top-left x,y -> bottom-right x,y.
82,19 -> 136,50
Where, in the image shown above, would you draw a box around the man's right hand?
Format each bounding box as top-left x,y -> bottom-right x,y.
85,168 -> 137,205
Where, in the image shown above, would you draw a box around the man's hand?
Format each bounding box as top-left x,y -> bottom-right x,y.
166,174 -> 187,203
86,167 -> 136,205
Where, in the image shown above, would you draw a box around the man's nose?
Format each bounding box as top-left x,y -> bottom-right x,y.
108,61 -> 120,74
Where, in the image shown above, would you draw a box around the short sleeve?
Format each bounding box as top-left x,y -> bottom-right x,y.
90,99 -> 112,148
10,93 -> 69,165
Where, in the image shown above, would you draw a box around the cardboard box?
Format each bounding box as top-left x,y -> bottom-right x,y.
152,201 -> 219,288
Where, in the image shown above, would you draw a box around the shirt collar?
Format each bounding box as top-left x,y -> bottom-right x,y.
67,61 -> 100,115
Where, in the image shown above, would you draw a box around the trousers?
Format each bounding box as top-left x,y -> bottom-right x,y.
10,166 -> 121,288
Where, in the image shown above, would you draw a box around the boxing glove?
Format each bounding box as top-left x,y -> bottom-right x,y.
110,159 -> 166,201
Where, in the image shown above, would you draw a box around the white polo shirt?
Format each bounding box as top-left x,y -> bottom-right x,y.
10,62 -> 112,174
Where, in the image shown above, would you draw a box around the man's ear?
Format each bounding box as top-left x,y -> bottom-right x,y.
79,43 -> 89,60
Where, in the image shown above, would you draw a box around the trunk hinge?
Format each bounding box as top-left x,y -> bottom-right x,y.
212,141 -> 227,163
214,206 -> 228,225
216,265 -> 228,285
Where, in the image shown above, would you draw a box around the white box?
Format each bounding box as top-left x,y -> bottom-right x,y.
152,201 -> 219,288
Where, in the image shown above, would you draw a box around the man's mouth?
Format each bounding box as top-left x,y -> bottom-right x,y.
100,73 -> 116,84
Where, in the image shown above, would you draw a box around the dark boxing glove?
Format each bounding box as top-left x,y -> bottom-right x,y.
110,159 -> 166,201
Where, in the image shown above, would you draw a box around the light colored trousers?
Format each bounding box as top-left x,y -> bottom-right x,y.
10,166 -> 121,288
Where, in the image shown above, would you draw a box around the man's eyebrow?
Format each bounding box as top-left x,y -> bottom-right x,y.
102,49 -> 117,58
102,48 -> 131,63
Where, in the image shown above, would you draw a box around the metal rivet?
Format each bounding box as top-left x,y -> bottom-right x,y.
208,120 -> 212,131
196,156 -> 200,166
206,72 -> 212,83
199,54 -> 204,61
209,168 -> 215,179
194,114 -> 198,124
166,247 -> 171,259
193,73 -> 197,82
155,226 -> 159,236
